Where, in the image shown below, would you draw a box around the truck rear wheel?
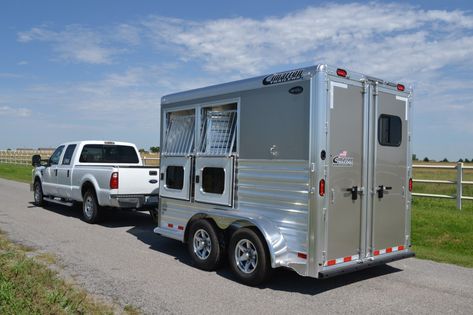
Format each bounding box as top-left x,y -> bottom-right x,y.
33,180 -> 44,206
149,208 -> 159,224
228,228 -> 272,286
82,190 -> 101,224
187,219 -> 223,271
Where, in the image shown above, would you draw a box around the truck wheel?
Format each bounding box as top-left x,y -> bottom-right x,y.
82,190 -> 101,224
187,220 -> 223,271
149,208 -> 159,224
228,228 -> 272,286
33,180 -> 44,206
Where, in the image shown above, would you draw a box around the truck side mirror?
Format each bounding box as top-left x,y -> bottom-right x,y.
32,154 -> 41,167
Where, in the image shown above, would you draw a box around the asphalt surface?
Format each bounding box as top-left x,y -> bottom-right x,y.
1,178 -> 472,314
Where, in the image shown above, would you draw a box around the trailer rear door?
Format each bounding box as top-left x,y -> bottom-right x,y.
371,88 -> 409,253
326,81 -> 365,263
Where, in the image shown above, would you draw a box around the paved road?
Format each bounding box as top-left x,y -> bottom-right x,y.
1,178 -> 473,314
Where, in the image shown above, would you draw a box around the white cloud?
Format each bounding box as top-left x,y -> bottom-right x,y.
143,3 -> 473,78
0,106 -> 31,117
17,24 -> 141,64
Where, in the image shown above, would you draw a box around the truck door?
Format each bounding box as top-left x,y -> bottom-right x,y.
56,144 -> 77,198
159,110 -> 195,201
371,89 -> 409,254
325,81 -> 365,264
42,145 -> 64,196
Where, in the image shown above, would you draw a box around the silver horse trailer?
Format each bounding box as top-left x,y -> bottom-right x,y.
154,64 -> 414,285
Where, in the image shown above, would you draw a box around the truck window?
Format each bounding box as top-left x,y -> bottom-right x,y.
49,146 -> 65,165
202,167 -> 225,194
79,145 -> 139,163
62,144 -> 77,165
378,114 -> 402,147
166,166 -> 184,190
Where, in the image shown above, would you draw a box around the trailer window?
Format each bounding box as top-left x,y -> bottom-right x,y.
202,167 -> 225,194
166,166 -> 184,190
79,145 -> 139,163
378,114 -> 402,147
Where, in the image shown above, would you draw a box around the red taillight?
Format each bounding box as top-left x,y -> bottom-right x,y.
319,179 -> 325,196
336,68 -> 347,77
110,172 -> 119,189
397,84 -> 405,91
408,178 -> 413,192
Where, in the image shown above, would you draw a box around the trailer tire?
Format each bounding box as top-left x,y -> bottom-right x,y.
187,219 -> 223,271
82,189 -> 101,224
228,228 -> 272,286
33,180 -> 44,206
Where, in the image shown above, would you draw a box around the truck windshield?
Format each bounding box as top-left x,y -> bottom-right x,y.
79,145 -> 139,163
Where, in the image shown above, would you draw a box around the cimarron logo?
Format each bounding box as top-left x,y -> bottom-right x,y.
262,69 -> 304,85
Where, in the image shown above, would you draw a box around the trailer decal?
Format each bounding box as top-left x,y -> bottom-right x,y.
373,245 -> 405,256
324,254 -> 360,267
262,69 -> 304,85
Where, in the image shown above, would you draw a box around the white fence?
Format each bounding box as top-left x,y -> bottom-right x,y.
412,162 -> 473,209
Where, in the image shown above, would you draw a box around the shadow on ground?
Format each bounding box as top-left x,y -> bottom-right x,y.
28,201 -> 403,295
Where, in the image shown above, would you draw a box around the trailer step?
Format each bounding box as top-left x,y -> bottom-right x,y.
44,197 -> 74,207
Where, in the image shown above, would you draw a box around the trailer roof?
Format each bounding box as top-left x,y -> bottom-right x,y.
161,64 -> 410,105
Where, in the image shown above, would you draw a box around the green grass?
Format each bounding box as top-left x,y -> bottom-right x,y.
0,164 -> 32,183
0,230 -> 140,315
412,198 -> 473,267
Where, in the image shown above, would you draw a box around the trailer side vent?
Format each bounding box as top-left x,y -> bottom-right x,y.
198,110 -> 237,156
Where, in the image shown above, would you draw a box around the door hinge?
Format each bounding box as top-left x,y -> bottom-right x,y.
322,207 -> 327,221
325,121 -> 328,134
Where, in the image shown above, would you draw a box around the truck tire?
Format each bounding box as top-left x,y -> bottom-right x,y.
187,219 -> 223,271
228,228 -> 272,286
82,189 -> 101,224
33,180 -> 44,206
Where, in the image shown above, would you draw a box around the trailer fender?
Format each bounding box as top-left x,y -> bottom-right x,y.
186,213 -> 288,269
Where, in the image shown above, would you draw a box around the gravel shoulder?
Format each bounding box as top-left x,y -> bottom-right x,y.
1,178 -> 472,314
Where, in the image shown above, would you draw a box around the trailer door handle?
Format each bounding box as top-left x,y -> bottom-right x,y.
377,185 -> 392,198
346,186 -> 358,200
195,175 -> 200,184
67,170 -> 70,177
54,169 -> 58,177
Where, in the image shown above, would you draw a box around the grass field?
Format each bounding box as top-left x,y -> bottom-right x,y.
0,231 -> 139,314
0,162 -> 472,269
0,164 -> 32,183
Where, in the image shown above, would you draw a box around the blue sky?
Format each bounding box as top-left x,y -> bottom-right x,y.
1,0 -> 473,160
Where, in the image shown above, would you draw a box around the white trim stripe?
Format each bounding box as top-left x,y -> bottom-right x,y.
396,95 -> 409,120
330,81 -> 348,109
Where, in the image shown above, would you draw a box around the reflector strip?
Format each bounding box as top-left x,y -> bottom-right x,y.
373,245 -> 405,256
178,225 -> 184,230
167,223 -> 174,228
324,254 -> 359,267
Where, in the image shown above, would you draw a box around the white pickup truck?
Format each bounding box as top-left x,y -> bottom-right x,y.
31,140 -> 160,223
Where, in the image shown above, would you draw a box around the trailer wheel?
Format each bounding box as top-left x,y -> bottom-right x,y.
82,189 -> 101,224
187,220 -> 223,271
33,180 -> 44,206
228,228 -> 272,286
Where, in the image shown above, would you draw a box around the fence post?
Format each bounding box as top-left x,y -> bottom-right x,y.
457,162 -> 463,210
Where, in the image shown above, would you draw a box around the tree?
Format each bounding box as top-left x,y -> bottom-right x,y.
442,158 -> 449,162
138,148 -> 147,153
458,158 -> 464,163
423,157 -> 429,162
150,146 -> 160,153
465,158 -> 470,163
412,154 -> 417,161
